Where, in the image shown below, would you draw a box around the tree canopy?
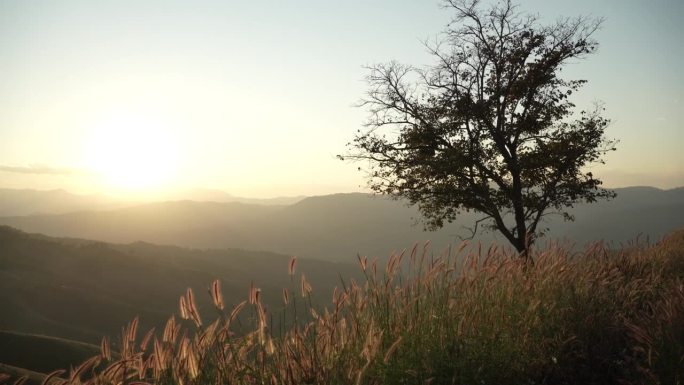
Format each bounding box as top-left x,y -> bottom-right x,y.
344,0 -> 616,256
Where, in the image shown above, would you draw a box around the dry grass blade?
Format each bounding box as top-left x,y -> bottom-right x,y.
283,287 -> 289,305
69,356 -> 101,383
11,376 -> 27,385
229,300 -> 248,325
383,336 -> 403,364
40,371 -> 65,385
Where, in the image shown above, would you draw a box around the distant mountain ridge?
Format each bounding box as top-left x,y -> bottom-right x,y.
1,186 -> 682,262
0,188 -> 124,216
176,188 -> 305,206
0,188 -> 305,216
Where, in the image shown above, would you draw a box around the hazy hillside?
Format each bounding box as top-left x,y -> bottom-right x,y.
175,188 -> 305,205
547,186 -> 684,244
0,188 -> 305,217
1,187 -> 681,262
0,189 -> 124,216
0,226 -> 359,345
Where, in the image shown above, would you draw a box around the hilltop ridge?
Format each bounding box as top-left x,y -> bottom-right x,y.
1,186 -> 682,262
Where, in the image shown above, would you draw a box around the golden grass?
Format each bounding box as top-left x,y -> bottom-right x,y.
4,230 -> 684,385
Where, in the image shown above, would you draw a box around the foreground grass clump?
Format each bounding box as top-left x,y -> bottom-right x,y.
10,230 -> 684,385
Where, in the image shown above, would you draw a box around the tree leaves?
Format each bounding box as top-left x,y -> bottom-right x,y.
344,0 -> 614,256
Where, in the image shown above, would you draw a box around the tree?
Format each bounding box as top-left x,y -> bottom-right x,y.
343,0 -> 616,257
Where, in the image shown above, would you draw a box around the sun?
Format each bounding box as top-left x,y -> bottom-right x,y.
84,112 -> 181,194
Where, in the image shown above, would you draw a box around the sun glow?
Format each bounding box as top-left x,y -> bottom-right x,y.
83,112 -> 181,194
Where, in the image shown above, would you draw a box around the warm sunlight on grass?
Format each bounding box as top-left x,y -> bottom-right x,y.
83,111 -> 181,194
11,229 -> 680,385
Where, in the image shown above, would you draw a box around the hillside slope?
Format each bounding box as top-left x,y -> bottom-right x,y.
1,187 -> 682,262
0,189 -> 123,216
0,331 -> 100,375
0,226 -> 358,344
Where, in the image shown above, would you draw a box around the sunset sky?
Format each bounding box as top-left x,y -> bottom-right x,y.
1,0 -> 682,199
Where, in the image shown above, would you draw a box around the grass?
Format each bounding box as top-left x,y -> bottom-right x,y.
3,229 -> 684,385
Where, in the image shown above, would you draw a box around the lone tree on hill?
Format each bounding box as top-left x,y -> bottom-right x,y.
343,0 -> 616,258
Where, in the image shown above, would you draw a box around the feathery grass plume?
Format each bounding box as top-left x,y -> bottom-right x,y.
255,287 -> 262,304
140,327 -> 155,352
211,279 -> 224,310
162,316 -> 177,343
185,288 -> 202,327
100,336 -> 111,361
288,256 -> 297,276
357,254 -> 367,271
386,253 -> 399,277
300,273 -> 313,297
282,287 -> 289,305
249,281 -> 257,304
179,296 -> 189,320
153,339 -> 167,372
178,336 -> 190,361
128,316 -> 139,341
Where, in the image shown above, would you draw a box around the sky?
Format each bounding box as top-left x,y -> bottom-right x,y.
1,0 -> 682,199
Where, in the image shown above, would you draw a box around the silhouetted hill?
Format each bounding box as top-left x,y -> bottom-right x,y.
1,187 -> 682,262
0,226 -> 359,345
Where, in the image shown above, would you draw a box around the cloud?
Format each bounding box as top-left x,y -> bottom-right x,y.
0,164 -> 90,176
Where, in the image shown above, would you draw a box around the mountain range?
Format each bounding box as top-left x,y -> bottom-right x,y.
0,186 -> 682,381
0,187 -> 682,262
0,188 -> 304,217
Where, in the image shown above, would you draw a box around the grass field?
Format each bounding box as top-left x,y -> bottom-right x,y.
2,229 -> 683,385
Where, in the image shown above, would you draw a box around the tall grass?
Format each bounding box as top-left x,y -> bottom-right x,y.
8,230 -> 684,385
